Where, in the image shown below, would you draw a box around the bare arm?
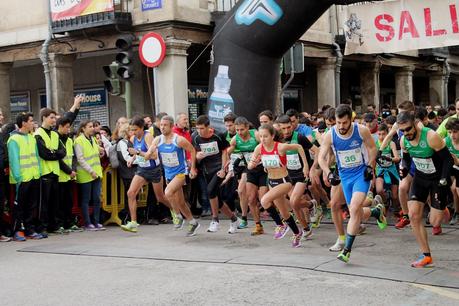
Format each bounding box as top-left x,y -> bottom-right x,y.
248,145 -> 261,170
360,126 -> 377,168
379,122 -> 398,151
318,131 -> 332,177
226,136 -> 237,155
390,141 -> 401,163
178,136 -> 197,178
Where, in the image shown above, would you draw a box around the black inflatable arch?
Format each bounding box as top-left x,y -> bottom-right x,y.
207,0 -> 381,130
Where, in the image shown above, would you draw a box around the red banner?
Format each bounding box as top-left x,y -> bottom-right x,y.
51,0 -> 114,21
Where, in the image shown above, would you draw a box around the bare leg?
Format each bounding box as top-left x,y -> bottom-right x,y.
126,175 -> 147,222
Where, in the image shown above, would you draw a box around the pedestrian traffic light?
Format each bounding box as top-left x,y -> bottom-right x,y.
115,35 -> 134,81
103,62 -> 121,96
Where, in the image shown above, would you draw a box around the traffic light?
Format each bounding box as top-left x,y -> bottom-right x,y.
115,35 -> 134,81
102,62 -> 121,96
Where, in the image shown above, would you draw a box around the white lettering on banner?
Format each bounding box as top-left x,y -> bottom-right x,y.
344,0 -> 459,55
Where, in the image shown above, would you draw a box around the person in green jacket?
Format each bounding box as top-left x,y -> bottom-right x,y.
436,99 -> 459,138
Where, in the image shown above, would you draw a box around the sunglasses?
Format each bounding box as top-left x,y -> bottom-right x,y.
399,126 -> 414,133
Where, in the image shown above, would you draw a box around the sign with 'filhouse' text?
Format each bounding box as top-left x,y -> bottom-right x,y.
344,0 -> 459,55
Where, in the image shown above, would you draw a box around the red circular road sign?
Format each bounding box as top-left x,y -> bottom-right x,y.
139,32 -> 166,68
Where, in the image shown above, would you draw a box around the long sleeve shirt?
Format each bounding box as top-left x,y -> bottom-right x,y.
35,127 -> 66,161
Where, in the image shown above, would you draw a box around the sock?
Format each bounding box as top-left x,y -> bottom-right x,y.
230,215 -> 238,223
423,252 -> 431,257
242,216 -> 248,222
189,218 -> 197,225
267,206 -> 283,226
212,216 -> 219,223
284,214 -> 300,235
339,234 -> 346,242
370,207 -> 381,219
344,233 -> 356,251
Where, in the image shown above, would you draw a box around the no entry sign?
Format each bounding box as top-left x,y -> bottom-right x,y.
139,32 -> 166,67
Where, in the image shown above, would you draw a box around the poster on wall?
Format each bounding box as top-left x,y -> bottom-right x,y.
39,88 -> 110,128
10,92 -> 30,119
50,0 -> 114,21
188,86 -> 208,129
142,0 -> 162,11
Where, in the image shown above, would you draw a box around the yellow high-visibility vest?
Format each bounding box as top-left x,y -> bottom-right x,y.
59,137 -> 74,183
7,133 -> 40,184
74,134 -> 103,184
35,127 -> 60,176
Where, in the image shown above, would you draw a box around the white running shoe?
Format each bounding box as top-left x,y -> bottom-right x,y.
310,200 -> 318,223
207,221 -> 220,232
228,218 -> 240,234
329,238 -> 345,252
373,194 -> 383,207
302,226 -> 313,240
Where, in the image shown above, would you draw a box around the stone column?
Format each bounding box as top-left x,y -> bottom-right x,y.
0,63 -> 12,123
360,62 -> 381,111
429,70 -> 446,107
395,66 -> 414,106
49,53 -> 76,113
316,58 -> 336,108
155,38 -> 191,116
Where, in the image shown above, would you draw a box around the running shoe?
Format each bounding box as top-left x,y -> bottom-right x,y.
312,203 -> 323,228
374,194 -> 383,207
337,249 -> 351,263
147,219 -> 160,225
69,225 -> 83,232
324,208 -> 332,220
302,225 -> 312,240
411,254 -> 433,268
201,209 -> 212,217
0,235 -> 11,242
432,226 -> 442,235
375,204 -> 387,230
95,224 -> 106,231
228,218 -> 240,234
329,238 -> 345,252
51,227 -> 68,235
186,222 -> 200,237
450,213 -> 458,225
309,200 -> 318,223
13,231 -> 26,242
171,210 -> 179,225
357,224 -> 366,235
367,191 -> 374,202
273,224 -> 289,240
395,216 -> 410,229
120,221 -> 138,233
251,224 -> 264,236
237,219 -> 248,229
26,232 -> 44,240
292,230 -> 303,248
207,221 -> 220,233
174,217 -> 185,230
39,231 -> 49,238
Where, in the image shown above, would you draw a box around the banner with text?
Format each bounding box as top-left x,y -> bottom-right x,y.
50,0 -> 114,21
344,0 -> 459,55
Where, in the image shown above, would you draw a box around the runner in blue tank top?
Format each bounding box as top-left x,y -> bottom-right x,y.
121,116 -> 172,233
319,104 -> 387,264
148,116 -> 200,237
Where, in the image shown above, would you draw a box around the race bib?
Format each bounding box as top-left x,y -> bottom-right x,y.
337,148 -> 363,168
243,152 -> 253,163
262,155 -> 281,169
161,152 -> 180,167
199,141 -> 219,156
412,157 -> 436,174
136,156 -> 150,168
380,152 -> 392,168
230,153 -> 244,169
286,154 -> 301,170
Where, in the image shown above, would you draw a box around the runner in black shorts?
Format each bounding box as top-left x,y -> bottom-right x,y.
445,118 -> 459,225
277,115 -> 319,239
398,112 -> 453,268
193,115 -> 241,234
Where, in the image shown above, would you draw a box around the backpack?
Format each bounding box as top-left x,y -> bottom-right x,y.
108,141 -> 120,169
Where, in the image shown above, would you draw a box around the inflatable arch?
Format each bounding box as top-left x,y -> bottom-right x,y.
207,0 -> 382,130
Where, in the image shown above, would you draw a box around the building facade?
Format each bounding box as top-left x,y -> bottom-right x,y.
0,0 -> 457,127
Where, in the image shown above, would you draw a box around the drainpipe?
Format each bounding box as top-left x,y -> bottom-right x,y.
332,42 -> 343,107
444,60 -> 451,107
39,0 -> 53,109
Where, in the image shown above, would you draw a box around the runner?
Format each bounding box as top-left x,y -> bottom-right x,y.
147,116 -> 201,237
375,124 -> 400,213
318,104 -> 387,263
248,124 -> 309,247
445,118 -> 459,225
192,115 -> 240,234
227,116 -> 267,234
277,115 -> 319,239
121,116 -> 172,233
397,111 -> 453,267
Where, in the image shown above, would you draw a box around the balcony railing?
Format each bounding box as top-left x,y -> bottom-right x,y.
51,0 -> 132,34
210,0 -> 240,12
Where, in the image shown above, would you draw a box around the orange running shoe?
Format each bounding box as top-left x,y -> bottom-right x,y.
251,224 -> 264,236
411,255 -> 433,268
395,216 -> 410,229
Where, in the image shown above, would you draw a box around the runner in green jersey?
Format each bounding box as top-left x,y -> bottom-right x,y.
398,112 -> 453,268
445,118 -> 459,225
